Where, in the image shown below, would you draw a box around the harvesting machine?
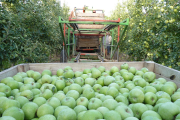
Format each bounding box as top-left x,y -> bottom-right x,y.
59,6 -> 129,62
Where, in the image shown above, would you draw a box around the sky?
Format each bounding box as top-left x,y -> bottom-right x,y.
60,0 -> 124,17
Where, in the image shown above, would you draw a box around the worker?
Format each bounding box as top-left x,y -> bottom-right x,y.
107,33 -> 112,55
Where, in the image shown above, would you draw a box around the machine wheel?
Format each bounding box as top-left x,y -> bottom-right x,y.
60,50 -> 67,63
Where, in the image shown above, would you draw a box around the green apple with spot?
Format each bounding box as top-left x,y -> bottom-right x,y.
83,88 -> 95,100
100,86 -> 109,95
68,83 -> 82,94
0,84 -> 11,97
93,84 -> 102,92
143,72 -> 156,82
76,97 -> 89,108
121,63 -> 129,70
74,77 -> 84,86
133,78 -> 146,87
156,91 -> 171,100
115,75 -> 124,83
129,67 -> 137,75
115,106 -> 133,119
135,70 -> 144,77
41,75 -> 52,84
115,95 -> 129,105
144,86 -> 157,94
161,84 -> 175,96
132,103 -> 148,119
56,69 -> 64,76
92,69 -> 101,79
150,81 -> 163,91
88,98 -> 102,110
128,88 -> 144,103
40,89 -> 53,100
104,76 -> 115,86
106,87 -> 119,98
144,92 -> 157,105
61,97 -> 76,109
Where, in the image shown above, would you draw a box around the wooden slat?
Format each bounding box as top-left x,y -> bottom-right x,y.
76,17 -> 104,20
78,24 -> 104,29
154,63 -> 180,87
76,13 -> 104,17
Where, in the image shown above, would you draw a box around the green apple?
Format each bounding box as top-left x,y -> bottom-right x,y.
74,77 -> 84,86
39,114 -> 56,120
53,92 -> 66,101
32,72 -> 41,81
54,106 -> 70,118
92,69 -> 101,79
102,99 -> 117,110
156,78 -> 167,84
7,80 -> 19,90
15,96 -> 29,108
106,87 -> 119,98
0,116 -> 16,120
119,88 -> 129,94
1,77 -> 14,85
88,98 -> 102,109
13,75 -> 23,82
141,67 -> 149,73
124,117 -> 138,120
96,76 -> 105,86
55,80 -> 65,91
74,105 -> 87,114
117,102 -> 127,107
125,83 -> 135,91
100,86 -> 109,95
135,70 -> 144,77
63,70 -> 74,79
74,71 -> 83,78
37,104 -> 54,118
115,95 -> 129,105
120,69 -> 128,75
0,84 -> 11,97
22,102 -> 38,119
33,97 -> 46,107
76,97 -> 89,108
109,83 -> 120,90
65,79 -> 74,86
134,86 -> 144,93
26,70 -> 34,77
47,97 -> 61,109
141,110 -> 162,120
82,84 -> 91,91
110,66 -> 119,75
144,92 -> 157,105
145,104 -> 153,110
104,76 -> 115,86
77,111 -> 86,120
165,81 -> 177,91
68,83 -> 83,94
122,72 -> 134,81
115,75 -> 124,83
56,69 -> 64,76
133,78 -> 146,87
83,88 -> 95,100
61,97 -> 76,109
42,69 -> 52,76
156,91 -> 171,100
2,107 -> 24,120
128,67 -> 137,75
128,88 -> 144,103
66,90 -> 80,100
81,110 -> 103,120
156,98 -> 171,105
57,107 -> 76,120
0,92 -> 6,97
142,116 -> 161,120
158,102 -> 179,120
115,105 -> 133,119
85,78 -> 95,87
115,81 -> 124,89
98,66 -> 106,73
104,110 -> 121,120
112,72 -> 121,77
144,86 -> 157,94
121,63 -> 129,70
176,114 -> 180,120
40,89 -> 53,100
132,103 -> 148,119
101,95 -> 113,102
95,94 -> 105,100
150,81 -> 163,91
41,75 -> 52,84
97,107 -> 109,117
161,84 -> 175,96
64,66 -> 72,71
143,72 -> 156,82
80,74 -> 89,80
93,84 -> 102,92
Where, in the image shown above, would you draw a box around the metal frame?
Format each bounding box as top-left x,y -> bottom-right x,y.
59,8 -> 129,62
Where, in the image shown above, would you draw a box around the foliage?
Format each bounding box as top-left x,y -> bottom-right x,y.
109,0 -> 180,70
0,0 -> 69,71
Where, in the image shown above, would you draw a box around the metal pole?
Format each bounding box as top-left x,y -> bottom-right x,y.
104,34 -> 106,58
73,32 -> 75,56
63,45 -> 64,63
68,28 -> 70,57
111,30 -> 114,59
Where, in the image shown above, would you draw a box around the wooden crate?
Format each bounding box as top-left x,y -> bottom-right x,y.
0,61 -> 180,87
77,36 -> 99,49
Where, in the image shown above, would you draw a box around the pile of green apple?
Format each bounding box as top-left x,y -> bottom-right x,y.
0,63 -> 180,120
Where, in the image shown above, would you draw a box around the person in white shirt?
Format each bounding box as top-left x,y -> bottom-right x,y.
107,33 -> 112,55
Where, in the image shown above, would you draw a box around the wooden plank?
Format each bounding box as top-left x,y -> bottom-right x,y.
79,38 -> 98,41
76,13 -> 104,17
0,66 -> 18,80
143,61 -> 155,72
78,24 -> 104,29
76,17 -> 104,20
154,63 -> 180,87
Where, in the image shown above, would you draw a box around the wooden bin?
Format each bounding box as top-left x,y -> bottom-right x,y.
0,61 -> 180,87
